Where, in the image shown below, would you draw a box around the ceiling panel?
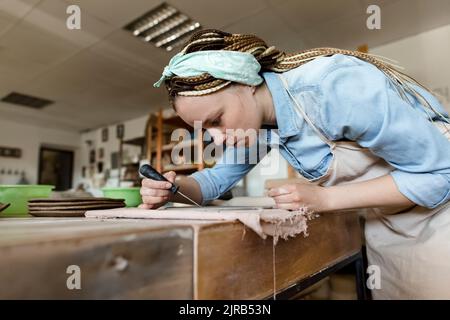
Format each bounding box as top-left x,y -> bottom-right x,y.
19,51 -> 115,100
169,0 -> 268,29
24,0 -> 114,48
0,47 -> 49,94
89,29 -> 172,75
72,82 -> 140,109
0,0 -> 40,22
0,9 -> 18,35
267,0 -> 365,34
296,13 -> 369,49
119,86 -> 168,112
62,0 -> 162,28
0,100 -> 90,131
21,49 -> 155,101
295,0 -> 450,49
380,0 -> 450,45
224,7 -> 306,52
0,19 -> 82,66
0,0 -> 116,68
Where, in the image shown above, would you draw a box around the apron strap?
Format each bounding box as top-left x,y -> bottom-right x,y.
277,74 -> 336,149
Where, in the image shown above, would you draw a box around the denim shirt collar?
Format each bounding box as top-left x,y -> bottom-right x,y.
261,71 -> 299,138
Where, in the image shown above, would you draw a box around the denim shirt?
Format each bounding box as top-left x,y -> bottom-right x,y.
191,54 -> 450,209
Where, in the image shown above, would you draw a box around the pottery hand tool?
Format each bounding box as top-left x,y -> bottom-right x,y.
0,202 -> 10,212
139,164 -> 201,207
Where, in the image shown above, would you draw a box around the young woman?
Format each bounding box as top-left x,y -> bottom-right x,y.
140,29 -> 450,299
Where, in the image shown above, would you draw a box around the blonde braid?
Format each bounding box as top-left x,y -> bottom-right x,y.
164,29 -> 448,123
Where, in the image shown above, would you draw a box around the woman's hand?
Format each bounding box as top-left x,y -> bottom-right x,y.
139,171 -> 176,209
268,183 -> 329,212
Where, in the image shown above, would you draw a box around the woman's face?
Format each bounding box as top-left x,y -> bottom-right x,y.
174,84 -> 263,147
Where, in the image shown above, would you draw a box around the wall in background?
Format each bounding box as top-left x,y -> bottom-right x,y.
79,114 -> 149,195
245,149 -> 289,197
372,23 -> 450,113
0,118 -> 81,187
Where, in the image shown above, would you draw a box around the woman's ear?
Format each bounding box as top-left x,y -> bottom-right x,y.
249,85 -> 256,95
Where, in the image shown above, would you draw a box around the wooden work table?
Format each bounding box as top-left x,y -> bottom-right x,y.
0,211 -> 364,299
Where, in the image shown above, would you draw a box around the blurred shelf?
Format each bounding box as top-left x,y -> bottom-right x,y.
164,140 -> 198,150
119,137 -> 146,184
177,140 -> 199,148
144,110 -> 207,174
162,164 -> 199,173
122,162 -> 140,167
162,143 -> 175,151
164,116 -> 192,130
149,140 -> 200,154
122,136 -> 145,146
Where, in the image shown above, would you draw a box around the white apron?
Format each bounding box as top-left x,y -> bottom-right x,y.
279,75 -> 450,299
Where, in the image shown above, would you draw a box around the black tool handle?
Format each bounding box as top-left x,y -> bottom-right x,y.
139,164 -> 179,194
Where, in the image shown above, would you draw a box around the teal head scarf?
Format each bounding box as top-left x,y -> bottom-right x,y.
153,50 -> 264,88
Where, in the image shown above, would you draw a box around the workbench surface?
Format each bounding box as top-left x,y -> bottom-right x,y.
0,212 -> 362,299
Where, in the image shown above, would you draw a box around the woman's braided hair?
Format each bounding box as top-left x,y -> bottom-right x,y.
165,29 -> 447,122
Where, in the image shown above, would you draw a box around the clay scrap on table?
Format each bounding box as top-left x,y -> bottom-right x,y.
85,206 -> 318,243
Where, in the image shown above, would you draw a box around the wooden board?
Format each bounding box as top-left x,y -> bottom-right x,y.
0,211 -> 362,299
195,211 -> 361,299
0,218 -> 197,299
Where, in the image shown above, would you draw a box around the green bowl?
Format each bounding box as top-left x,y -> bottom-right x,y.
0,185 -> 54,216
102,187 -> 142,207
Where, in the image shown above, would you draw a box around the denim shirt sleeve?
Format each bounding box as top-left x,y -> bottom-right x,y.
190,141 -> 269,204
319,62 -> 450,208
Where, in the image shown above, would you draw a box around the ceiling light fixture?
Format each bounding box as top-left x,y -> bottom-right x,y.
124,2 -> 202,52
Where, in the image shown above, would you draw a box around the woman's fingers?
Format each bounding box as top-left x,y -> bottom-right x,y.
142,195 -> 170,205
268,185 -> 305,209
267,186 -> 294,197
142,178 -> 172,190
271,193 -> 300,203
163,171 -> 176,183
269,185 -> 301,202
139,203 -> 154,209
268,183 -> 325,213
140,187 -> 171,197
140,171 -> 177,210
